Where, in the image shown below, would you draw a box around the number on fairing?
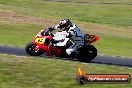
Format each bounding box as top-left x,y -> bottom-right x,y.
86,35 -> 96,42
35,38 -> 46,44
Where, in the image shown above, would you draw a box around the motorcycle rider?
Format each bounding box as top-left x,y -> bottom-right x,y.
43,18 -> 85,58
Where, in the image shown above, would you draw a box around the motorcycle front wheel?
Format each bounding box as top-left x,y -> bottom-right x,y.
25,42 -> 44,56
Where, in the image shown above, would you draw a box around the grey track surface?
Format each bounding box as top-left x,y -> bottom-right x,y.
45,0 -> 132,6
0,46 -> 132,67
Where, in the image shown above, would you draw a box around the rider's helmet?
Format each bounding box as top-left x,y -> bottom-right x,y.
59,18 -> 73,31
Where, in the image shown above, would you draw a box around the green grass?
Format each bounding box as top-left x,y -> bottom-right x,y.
0,54 -> 132,88
0,23 -> 41,47
94,35 -> 132,57
0,1 -> 132,88
0,0 -> 132,27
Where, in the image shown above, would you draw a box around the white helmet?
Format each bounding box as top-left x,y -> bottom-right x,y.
59,18 -> 73,31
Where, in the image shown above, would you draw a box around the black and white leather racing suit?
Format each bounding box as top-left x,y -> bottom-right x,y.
53,24 -> 85,56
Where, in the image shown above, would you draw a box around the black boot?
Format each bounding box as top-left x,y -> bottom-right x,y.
69,52 -> 76,60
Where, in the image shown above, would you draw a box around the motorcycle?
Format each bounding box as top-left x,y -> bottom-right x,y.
25,28 -> 100,62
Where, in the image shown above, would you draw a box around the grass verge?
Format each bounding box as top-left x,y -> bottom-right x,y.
0,54 -> 132,88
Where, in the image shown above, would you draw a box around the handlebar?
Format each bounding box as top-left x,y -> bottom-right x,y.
41,28 -> 54,36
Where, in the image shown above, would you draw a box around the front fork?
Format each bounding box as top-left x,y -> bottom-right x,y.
34,44 -> 48,53
34,45 -> 40,52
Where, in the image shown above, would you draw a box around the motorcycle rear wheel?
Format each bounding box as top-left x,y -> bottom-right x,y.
77,45 -> 97,62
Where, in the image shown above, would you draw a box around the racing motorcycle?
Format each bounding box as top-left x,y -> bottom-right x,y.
25,28 -> 100,62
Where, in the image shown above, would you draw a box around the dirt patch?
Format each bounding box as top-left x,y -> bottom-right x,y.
0,10 -> 131,38
0,11 -> 57,25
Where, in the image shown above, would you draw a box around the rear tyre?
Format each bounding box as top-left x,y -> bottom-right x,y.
25,42 -> 44,56
77,45 -> 97,62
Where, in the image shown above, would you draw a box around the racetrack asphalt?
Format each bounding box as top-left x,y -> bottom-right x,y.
0,45 -> 132,67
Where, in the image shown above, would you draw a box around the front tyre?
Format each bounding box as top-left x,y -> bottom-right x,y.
25,42 -> 44,56
77,45 -> 97,62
